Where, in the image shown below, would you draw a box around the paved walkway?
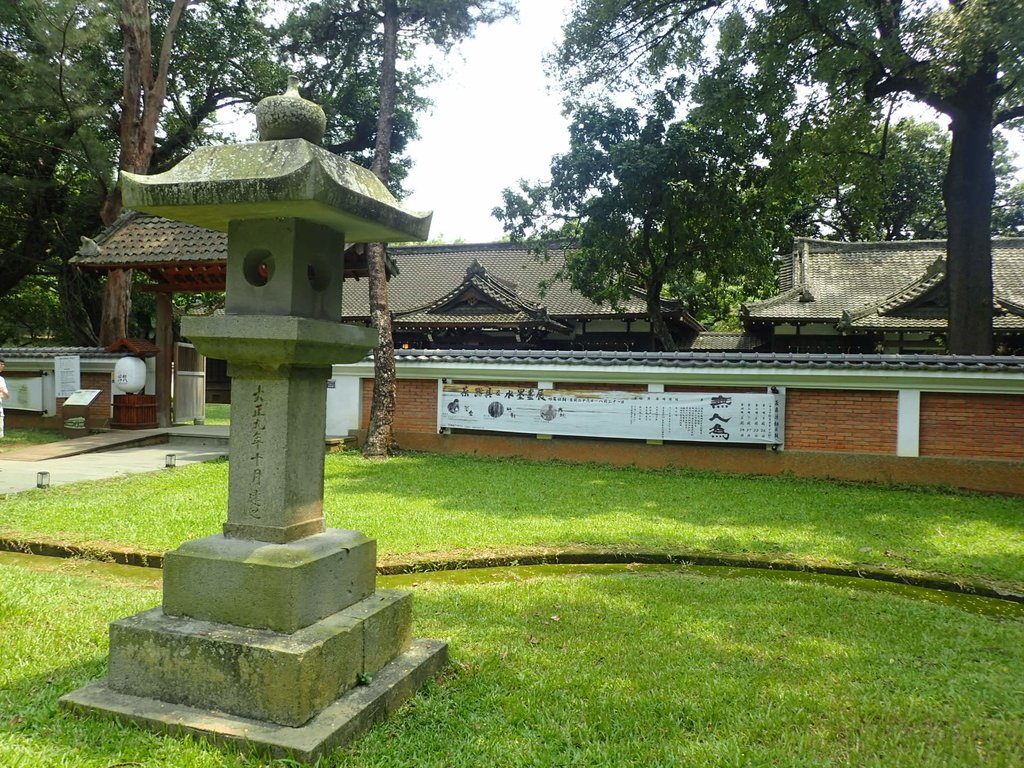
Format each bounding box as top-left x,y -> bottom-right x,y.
0,426 -> 230,495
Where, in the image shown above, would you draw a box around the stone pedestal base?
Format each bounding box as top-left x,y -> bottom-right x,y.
163,530 -> 377,633
62,639 -> 448,763
106,589 -> 411,726
61,530 -> 448,762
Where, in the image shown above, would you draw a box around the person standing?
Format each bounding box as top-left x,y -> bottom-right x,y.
0,359 -> 8,438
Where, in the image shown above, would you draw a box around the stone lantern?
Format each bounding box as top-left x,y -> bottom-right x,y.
62,78 -> 445,762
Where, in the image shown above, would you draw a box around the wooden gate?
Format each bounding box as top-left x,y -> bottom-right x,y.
174,342 -> 206,424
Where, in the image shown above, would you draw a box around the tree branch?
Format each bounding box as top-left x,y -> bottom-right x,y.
995,103 -> 1024,125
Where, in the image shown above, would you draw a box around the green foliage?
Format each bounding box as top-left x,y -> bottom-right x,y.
496,95 -> 777,338
152,0 -> 283,169
0,274 -> 70,344
993,180 -> 1024,236
791,116 -> 952,241
551,0 -> 1024,354
0,0 -> 119,342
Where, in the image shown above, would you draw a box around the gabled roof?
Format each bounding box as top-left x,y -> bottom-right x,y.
744,238 -> 1024,332
393,260 -> 572,333
341,241 -> 703,331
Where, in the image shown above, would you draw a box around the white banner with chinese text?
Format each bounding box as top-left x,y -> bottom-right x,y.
439,384 -> 783,444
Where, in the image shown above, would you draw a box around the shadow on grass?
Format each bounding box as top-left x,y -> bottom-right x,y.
353,571 -> 1024,766
6,569 -> 1024,767
322,452 -> 1024,587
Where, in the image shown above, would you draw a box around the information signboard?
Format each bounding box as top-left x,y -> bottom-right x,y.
4,376 -> 44,412
439,384 -> 783,444
63,389 -> 102,407
54,355 -> 81,399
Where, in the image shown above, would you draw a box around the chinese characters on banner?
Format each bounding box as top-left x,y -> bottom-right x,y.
439,384 -> 784,444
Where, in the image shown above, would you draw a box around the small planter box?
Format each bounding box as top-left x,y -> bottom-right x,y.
111,394 -> 157,429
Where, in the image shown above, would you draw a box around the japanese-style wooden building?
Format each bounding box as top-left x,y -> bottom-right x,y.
73,213 -> 706,414
742,238 -> 1024,354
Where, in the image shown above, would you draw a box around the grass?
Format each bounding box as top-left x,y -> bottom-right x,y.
0,427 -> 64,453
1,563 -> 1022,767
202,403 -> 230,425
1,452 -> 1022,591
1,451 -> 1022,766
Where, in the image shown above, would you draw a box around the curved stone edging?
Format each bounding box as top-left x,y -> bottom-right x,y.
2,536 -> 1021,605
0,536 -> 164,568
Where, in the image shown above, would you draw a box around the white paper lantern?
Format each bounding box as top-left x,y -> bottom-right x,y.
113,356 -> 147,394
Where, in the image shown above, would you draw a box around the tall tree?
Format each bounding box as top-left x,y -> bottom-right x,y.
496,97 -> 776,344
366,0 -> 514,457
556,0 -> 1024,354
100,0 -> 280,344
280,0 -> 514,457
363,0 -> 401,458
98,0 -> 191,345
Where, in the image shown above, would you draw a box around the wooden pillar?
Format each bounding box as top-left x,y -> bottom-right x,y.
156,291 -> 174,427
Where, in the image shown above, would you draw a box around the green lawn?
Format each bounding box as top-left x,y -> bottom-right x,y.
1,563 -> 1021,767
1,452 -> 1022,591
201,403 -> 230,425
0,426 -> 64,453
1,452 -> 1022,766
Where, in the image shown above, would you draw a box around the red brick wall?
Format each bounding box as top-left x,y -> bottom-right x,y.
554,382 -> 645,392
360,378 -> 438,433
57,372 -> 112,424
784,389 -> 897,454
665,385 -> 763,394
355,376 -> 1024,493
920,393 -> 1024,460
370,378 -> 1024,465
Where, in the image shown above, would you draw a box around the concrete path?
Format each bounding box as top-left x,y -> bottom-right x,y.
0,426 -> 230,495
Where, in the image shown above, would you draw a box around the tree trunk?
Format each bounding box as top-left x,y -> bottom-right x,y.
363,0 -> 400,459
99,268 -> 133,344
943,100 -> 996,356
58,261 -> 103,346
364,244 -> 398,457
99,0 -> 189,346
646,278 -> 677,351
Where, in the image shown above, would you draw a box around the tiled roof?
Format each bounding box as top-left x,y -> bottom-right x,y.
72,210 -> 226,267
745,238 -> 1024,331
72,219 -> 669,324
387,348 -> 1024,372
689,332 -> 766,351
0,346 -> 119,360
71,212 -> 382,287
342,242 -> 653,321
105,338 -> 161,356
393,259 -> 571,332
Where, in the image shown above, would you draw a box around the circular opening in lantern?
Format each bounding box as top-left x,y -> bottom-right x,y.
243,249 -> 274,287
